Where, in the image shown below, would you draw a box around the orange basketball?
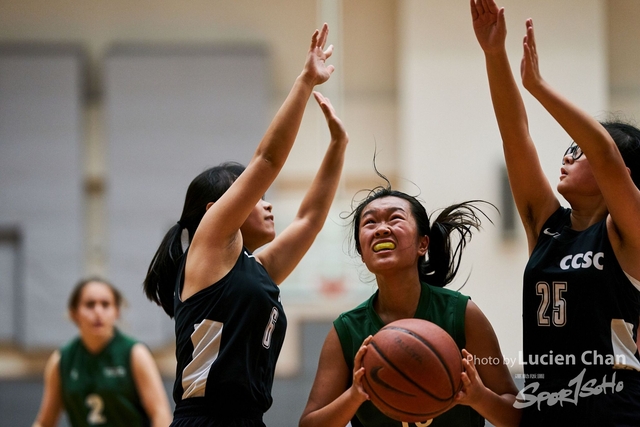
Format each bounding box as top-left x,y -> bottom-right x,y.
361,318 -> 463,422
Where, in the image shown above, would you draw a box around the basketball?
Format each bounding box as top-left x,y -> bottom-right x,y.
361,318 -> 463,422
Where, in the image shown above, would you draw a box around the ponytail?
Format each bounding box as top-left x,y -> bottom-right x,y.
143,162 -> 245,318
600,119 -> 640,189
143,222 -> 185,317
420,201 -> 493,287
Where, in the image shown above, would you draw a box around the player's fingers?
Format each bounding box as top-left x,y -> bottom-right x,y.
323,44 -> 334,60
309,29 -> 320,51
317,23 -> 329,48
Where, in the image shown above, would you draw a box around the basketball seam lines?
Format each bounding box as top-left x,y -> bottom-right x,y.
368,338 -> 455,402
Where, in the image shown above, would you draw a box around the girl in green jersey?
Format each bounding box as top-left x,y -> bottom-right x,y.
299,178 -> 521,427
33,278 -> 172,427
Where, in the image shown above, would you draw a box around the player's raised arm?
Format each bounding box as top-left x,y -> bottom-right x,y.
519,19 -> 640,279
258,91 -> 348,283
471,0 -> 558,252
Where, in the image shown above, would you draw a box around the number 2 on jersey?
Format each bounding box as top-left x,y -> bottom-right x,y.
536,281 -> 567,327
85,393 -> 106,424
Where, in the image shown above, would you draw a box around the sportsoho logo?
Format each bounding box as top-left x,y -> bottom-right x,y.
514,368 -> 623,410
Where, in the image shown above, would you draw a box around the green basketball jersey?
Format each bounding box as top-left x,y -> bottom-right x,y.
59,329 -> 150,427
333,281 -> 484,427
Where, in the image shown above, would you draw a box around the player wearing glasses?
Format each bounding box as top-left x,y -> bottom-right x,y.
471,0 -> 640,425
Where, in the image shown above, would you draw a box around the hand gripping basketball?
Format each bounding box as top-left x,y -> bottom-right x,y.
361,318 -> 463,422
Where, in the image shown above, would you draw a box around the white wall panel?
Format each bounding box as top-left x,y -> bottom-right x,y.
0,47 -> 84,347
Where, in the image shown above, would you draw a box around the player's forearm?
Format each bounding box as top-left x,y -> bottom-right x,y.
484,50 -> 531,149
299,389 -> 364,427
527,79 -> 613,159
295,135 -> 347,228
150,411 -> 173,427
254,76 -> 316,171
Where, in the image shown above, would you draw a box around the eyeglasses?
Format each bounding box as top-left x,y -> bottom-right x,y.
562,142 -> 583,165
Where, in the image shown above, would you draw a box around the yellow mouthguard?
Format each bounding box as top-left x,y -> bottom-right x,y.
373,242 -> 396,252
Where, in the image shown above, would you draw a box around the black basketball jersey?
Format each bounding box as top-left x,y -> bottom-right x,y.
172,248 -> 287,421
520,207 -> 640,425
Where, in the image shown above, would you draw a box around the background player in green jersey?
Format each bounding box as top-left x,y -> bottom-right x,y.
299,179 -> 521,427
33,278 -> 172,427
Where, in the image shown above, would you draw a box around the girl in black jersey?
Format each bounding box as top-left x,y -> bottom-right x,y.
143,24 -> 348,427
471,1 -> 640,425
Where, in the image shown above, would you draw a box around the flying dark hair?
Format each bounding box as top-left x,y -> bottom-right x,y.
68,276 -> 124,312
143,161 -> 245,317
600,119 -> 640,189
347,168 -> 494,287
